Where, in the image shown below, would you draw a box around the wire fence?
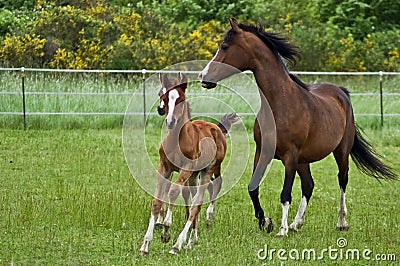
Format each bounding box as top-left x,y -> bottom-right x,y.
1,68 -> 400,130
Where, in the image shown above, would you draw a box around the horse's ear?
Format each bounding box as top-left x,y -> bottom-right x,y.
159,73 -> 170,89
229,18 -> 240,32
178,72 -> 188,91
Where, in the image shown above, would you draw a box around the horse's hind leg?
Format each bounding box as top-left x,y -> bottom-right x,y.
333,149 -> 350,231
333,135 -> 354,231
289,163 -> 314,232
170,170 -> 211,254
182,182 -> 190,221
206,166 -> 222,226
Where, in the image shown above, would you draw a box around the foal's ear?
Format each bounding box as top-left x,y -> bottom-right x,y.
159,73 -> 170,89
178,72 -> 188,91
229,18 -> 240,32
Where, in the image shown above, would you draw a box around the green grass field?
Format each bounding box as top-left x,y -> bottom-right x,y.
1,128 -> 399,265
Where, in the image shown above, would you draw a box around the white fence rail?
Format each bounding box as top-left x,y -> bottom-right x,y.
1,68 -> 400,129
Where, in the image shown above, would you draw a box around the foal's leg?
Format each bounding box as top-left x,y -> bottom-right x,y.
140,167 -> 171,255
277,153 -> 298,237
161,170 -> 193,243
170,170 -> 211,254
206,166 -> 223,226
289,163 -> 314,231
156,174 -> 172,230
182,181 -> 190,220
333,150 -> 350,231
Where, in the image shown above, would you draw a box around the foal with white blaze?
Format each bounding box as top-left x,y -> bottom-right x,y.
140,73 -> 240,255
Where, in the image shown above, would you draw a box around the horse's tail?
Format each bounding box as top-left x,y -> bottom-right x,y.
350,126 -> 398,180
217,113 -> 241,135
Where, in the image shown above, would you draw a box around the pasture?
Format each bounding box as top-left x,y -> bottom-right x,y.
1,71 -> 400,265
1,129 -> 400,265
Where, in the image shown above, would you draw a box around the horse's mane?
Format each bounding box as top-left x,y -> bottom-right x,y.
224,23 -> 308,90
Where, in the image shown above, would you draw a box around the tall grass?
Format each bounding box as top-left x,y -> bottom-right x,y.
1,71 -> 400,130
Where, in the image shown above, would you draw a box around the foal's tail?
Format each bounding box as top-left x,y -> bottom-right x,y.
217,113 -> 241,135
350,126 -> 398,180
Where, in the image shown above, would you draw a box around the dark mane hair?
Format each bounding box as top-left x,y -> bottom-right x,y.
224,23 -> 308,90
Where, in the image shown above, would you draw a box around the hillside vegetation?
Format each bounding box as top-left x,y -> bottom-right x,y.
0,0 -> 399,71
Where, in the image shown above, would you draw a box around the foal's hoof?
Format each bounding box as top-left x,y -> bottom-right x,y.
205,215 -> 215,227
155,223 -> 163,230
161,227 -> 171,243
161,232 -> 171,243
260,217 -> 274,233
139,250 -> 149,257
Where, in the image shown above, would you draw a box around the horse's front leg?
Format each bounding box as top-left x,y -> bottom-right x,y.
170,170 -> 210,254
161,170 -> 192,244
249,118 -> 274,232
156,174 -> 172,230
140,167 -> 171,255
277,154 -> 297,237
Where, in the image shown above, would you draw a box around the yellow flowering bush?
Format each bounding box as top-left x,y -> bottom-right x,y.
0,34 -> 46,67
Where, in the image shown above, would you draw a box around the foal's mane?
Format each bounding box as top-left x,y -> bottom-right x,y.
225,23 -> 308,90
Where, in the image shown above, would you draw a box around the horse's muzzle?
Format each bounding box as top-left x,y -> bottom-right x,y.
201,81 -> 217,89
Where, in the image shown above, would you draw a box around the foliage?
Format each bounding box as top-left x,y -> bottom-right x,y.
0,34 -> 46,67
0,0 -> 399,71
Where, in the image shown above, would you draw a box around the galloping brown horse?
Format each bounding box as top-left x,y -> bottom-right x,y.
199,18 -> 398,236
140,73 -> 240,254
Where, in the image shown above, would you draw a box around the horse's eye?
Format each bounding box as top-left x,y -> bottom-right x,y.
220,43 -> 229,51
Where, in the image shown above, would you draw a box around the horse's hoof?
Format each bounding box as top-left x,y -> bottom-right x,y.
169,248 -> 179,255
155,223 -> 163,230
259,217 -> 274,233
289,222 -> 302,232
337,221 -> 349,231
139,250 -> 149,257
276,226 -> 288,237
337,225 -> 350,231
161,232 -> 171,243
205,217 -> 215,227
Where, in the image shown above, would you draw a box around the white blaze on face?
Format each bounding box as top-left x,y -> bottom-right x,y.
159,99 -> 165,109
159,88 -> 167,108
166,89 -> 179,125
199,49 -> 219,81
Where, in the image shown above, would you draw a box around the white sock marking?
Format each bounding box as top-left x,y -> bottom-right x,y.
163,208 -> 173,227
140,214 -> 156,253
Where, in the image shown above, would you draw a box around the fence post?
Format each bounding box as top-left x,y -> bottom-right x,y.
379,71 -> 383,128
142,68 -> 146,126
21,67 -> 27,130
